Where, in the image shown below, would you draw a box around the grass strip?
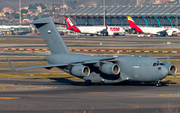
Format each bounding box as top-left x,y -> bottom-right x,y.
0,86 -> 17,89
0,62 -> 48,68
163,76 -> 180,83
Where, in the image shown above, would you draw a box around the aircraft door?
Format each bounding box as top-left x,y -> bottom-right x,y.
132,60 -> 144,81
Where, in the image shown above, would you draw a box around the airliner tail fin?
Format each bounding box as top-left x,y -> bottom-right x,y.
65,17 -> 80,32
127,16 -> 143,33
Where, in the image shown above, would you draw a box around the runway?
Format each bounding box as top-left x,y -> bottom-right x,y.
0,78 -> 179,113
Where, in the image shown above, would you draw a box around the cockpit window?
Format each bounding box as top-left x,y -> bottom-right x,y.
160,63 -> 165,65
153,62 -> 165,66
153,63 -> 157,66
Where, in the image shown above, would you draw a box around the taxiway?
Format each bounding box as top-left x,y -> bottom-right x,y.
0,78 -> 179,113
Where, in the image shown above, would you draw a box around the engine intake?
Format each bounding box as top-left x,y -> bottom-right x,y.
168,65 -> 177,75
70,65 -> 90,77
101,63 -> 120,75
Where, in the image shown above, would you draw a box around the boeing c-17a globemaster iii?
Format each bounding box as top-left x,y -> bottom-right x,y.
7,17 -> 176,86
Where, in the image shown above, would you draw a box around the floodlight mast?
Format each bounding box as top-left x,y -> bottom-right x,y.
103,0 -> 105,26
19,0 -> 21,31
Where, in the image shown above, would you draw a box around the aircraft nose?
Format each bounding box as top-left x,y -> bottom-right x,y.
161,66 -> 168,78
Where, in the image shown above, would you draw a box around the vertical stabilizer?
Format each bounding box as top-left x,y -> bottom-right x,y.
127,16 -> 136,29
65,17 -> 81,33
127,16 -> 143,33
32,17 -> 70,54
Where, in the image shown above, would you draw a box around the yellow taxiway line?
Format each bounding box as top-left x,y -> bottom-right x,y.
0,97 -> 20,99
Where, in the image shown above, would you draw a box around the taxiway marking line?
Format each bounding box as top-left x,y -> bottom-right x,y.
119,103 -> 140,110
0,97 -> 20,99
159,94 -> 180,97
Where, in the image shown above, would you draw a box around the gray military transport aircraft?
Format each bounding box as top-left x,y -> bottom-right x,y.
7,17 -> 177,86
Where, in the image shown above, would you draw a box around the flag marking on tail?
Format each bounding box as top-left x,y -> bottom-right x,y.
65,17 -> 81,33
127,16 -> 143,33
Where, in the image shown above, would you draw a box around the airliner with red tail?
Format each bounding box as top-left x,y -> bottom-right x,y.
65,17 -> 125,36
127,16 -> 180,36
65,17 -> 106,35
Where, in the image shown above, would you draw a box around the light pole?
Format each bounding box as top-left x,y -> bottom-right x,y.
19,0 -> 21,24
103,0 -> 105,26
137,0 -> 139,6
63,0 -> 65,24
19,0 -> 21,32
63,0 -> 65,15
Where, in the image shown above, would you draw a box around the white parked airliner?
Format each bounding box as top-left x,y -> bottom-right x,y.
65,17 -> 125,36
127,16 -> 180,36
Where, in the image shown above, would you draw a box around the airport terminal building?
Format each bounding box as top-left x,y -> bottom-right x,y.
61,5 -> 180,28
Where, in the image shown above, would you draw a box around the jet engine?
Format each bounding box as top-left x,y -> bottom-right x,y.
70,65 -> 90,77
167,65 -> 177,75
100,63 -> 120,75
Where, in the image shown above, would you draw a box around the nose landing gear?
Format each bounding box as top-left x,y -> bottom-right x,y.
156,80 -> 161,87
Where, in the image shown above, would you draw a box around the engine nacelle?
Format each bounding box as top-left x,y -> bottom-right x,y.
70,65 -> 90,77
167,65 -> 177,75
101,63 -> 120,75
166,30 -> 173,36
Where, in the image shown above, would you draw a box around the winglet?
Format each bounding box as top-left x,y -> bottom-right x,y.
7,58 -> 18,71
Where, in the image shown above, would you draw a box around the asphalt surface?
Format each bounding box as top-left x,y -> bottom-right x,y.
0,35 -> 180,113
1,35 -> 180,48
0,78 -> 179,113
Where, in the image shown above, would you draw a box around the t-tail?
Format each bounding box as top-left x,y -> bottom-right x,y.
65,17 -> 81,33
32,17 -> 70,54
127,16 -> 143,33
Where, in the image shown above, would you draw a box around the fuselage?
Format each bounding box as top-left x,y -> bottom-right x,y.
139,27 -> 180,35
107,26 -> 125,35
76,26 -> 106,34
140,27 -> 165,34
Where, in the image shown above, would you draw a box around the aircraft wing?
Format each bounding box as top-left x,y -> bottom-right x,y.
89,28 -> 107,34
89,30 -> 102,34
149,29 -> 167,35
7,58 -> 68,71
70,57 -> 116,65
7,57 -> 116,71
157,29 -> 168,34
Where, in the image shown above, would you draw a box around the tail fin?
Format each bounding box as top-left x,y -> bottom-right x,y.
32,17 -> 70,54
127,16 -> 143,33
65,17 -> 81,33
127,16 -> 136,29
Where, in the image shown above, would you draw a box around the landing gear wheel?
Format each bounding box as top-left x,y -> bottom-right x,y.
156,80 -> 161,87
85,80 -> 92,85
100,81 -> 104,85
